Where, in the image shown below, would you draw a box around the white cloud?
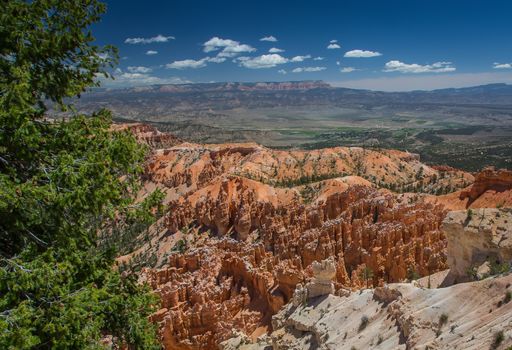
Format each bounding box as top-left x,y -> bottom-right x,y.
166,58 -> 209,69
207,56 -> 226,63
127,66 -> 152,73
291,55 -> 311,62
98,69 -> 191,87
203,37 -> 255,57
327,43 -> 341,49
236,54 -> 288,69
330,39 -> 338,43
383,60 -> 456,73
493,62 -> 512,69
313,57 -> 324,61
269,47 -> 284,53
260,35 -> 277,42
292,66 -> 326,73
330,72 -> 512,91
125,34 -> 174,44
344,49 -> 382,58
278,69 -> 287,74
146,50 -> 158,55
336,61 -> 340,66
340,67 -> 358,73
165,56 -> 226,69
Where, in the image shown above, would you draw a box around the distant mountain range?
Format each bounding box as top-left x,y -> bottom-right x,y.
79,82 -> 512,111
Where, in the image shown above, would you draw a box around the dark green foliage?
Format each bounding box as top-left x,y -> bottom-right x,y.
358,315 -> 369,332
439,313 -> 448,327
490,260 -> 511,276
172,239 -> 188,254
359,266 -> 374,288
505,291 -> 512,304
0,1 -> 160,348
493,331 -> 504,349
407,267 -> 420,281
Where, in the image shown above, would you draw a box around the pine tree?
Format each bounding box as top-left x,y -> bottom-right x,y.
0,1 -> 161,348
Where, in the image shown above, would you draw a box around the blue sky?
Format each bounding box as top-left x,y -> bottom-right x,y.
95,0 -> 512,91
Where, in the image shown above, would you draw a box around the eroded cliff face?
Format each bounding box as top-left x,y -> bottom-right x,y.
431,167 -> 512,210
143,182 -> 448,348
117,125 -> 485,349
443,208 -> 512,282
250,208 -> 512,350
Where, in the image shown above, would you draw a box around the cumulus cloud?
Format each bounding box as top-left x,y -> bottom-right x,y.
125,34 -> 174,44
344,49 -> 382,58
260,35 -> 277,42
98,68 -> 191,87
166,58 -> 209,69
269,47 -> 284,53
165,56 -> 226,69
340,67 -> 358,73
127,66 -> 152,73
493,62 -> 512,69
278,69 -> 287,74
146,50 -> 158,55
292,66 -> 326,73
236,54 -> 288,69
291,55 -> 311,62
207,56 -> 227,63
330,39 -> 338,43
313,57 -> 324,61
203,37 -> 255,57
327,43 -> 341,49
384,60 -> 456,73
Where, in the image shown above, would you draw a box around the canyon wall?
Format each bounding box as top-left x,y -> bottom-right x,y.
119,125 -> 510,349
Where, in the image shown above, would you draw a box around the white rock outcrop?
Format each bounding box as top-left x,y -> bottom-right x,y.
442,208 -> 512,281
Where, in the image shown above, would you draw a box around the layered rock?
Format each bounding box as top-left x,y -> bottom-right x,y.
266,275 -> 512,350
142,180 -> 449,348
114,127 -> 482,349
112,123 -> 182,149
443,208 -> 512,281
255,207 -> 512,350
431,167 -> 512,210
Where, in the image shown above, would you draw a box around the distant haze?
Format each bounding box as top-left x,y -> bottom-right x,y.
331,72 -> 512,92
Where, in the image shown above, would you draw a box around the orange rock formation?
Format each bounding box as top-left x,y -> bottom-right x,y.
431,167 -> 512,210
118,124 -> 491,349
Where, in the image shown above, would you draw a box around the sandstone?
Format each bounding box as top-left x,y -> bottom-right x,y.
443,208 -> 512,281
305,258 -> 336,299
116,126 -> 484,349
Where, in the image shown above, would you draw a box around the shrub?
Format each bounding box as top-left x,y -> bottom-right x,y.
439,313 -> 448,327
358,315 -> 369,332
492,331 -> 504,349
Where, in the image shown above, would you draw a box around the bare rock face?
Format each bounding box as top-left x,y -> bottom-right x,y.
143,182 -> 449,349
431,167 -> 512,210
112,123 -> 182,149
443,208 -> 512,281
306,258 -> 336,299
117,129 -> 479,349
460,167 -> 512,204
373,285 -> 402,305
267,274 -> 512,350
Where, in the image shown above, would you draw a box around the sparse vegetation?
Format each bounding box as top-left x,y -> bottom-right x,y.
439,313 -> 449,327
359,266 -> 374,288
504,291 -> 512,304
492,330 -> 504,349
407,267 -> 421,281
358,315 -> 369,332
